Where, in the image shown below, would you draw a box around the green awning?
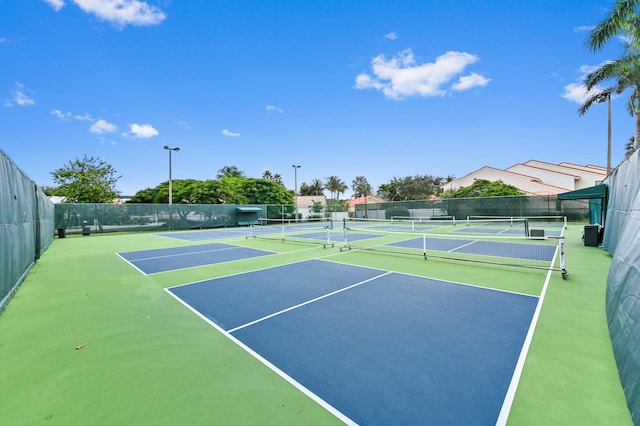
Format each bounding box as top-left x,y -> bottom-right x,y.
557,184 -> 607,200
236,206 -> 263,213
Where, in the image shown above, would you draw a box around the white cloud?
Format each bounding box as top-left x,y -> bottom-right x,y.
384,32 -> 398,40
44,0 -> 65,11
355,49 -> 489,99
222,129 -> 241,137
129,123 -> 159,138
5,83 -> 35,107
51,109 -> 72,120
72,0 -> 166,27
178,120 -> 191,130
561,82 -> 610,104
561,63 -> 612,104
574,25 -> 594,33
74,113 -> 94,121
90,119 -> 118,134
266,104 -> 283,113
451,72 -> 491,91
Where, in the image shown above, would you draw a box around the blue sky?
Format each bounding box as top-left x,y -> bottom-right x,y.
0,0 -> 631,196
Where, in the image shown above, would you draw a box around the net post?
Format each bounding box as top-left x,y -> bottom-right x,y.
559,237 -> 567,279
422,234 -> 427,259
524,219 -> 530,237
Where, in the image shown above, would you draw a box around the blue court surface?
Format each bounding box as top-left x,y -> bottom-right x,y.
118,243 -> 274,274
167,259 -> 538,425
157,228 -> 249,241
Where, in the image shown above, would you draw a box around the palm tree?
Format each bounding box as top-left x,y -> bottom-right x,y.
626,136 -> 638,159
261,171 -> 284,186
325,176 -> 347,201
583,60 -> 640,151
579,86 -> 615,174
272,173 -> 284,186
309,178 -> 325,196
586,1 -> 640,150
351,176 -> 372,198
217,165 -> 245,179
586,0 -> 640,52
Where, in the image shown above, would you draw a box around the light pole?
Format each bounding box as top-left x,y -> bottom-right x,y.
606,93 -> 612,176
164,146 -> 180,205
292,165 -> 301,221
595,91 -> 612,176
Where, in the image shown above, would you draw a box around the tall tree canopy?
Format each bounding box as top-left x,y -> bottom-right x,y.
51,155 -> 121,203
446,179 -> 523,198
299,178 -> 325,196
377,175 -> 444,201
351,176 -> 372,198
216,165 -> 245,179
127,177 -> 292,205
325,176 -> 347,200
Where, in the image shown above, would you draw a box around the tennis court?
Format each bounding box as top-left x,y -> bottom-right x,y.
168,259 -> 538,425
118,243 -> 275,274
0,220 -> 631,426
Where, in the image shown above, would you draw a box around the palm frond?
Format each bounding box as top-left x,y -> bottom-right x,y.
587,0 -> 640,52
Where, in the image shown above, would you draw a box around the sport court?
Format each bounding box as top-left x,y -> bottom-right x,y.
166,259 -> 538,425
116,220 -> 561,425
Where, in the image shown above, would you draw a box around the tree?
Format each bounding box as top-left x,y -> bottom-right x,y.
262,170 -> 284,186
351,176 -> 372,198
625,136 -> 638,159
585,1 -> 640,150
51,155 -> 121,203
377,177 -> 402,201
217,165 -> 245,179
447,179 -> 523,198
241,178 -> 293,204
127,177 -> 292,205
299,178 -> 325,196
325,176 -> 347,201
41,185 -> 57,196
376,175 -> 444,201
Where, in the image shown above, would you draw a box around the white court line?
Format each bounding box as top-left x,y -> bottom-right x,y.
495,243 -> 560,425
448,239 -> 478,252
115,252 -> 149,275
130,245 -> 245,262
163,287 -> 358,426
227,271 -> 392,333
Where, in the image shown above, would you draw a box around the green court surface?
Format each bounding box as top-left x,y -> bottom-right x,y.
0,224 -> 632,425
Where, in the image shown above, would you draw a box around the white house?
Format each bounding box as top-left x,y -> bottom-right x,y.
294,195 -> 327,219
441,160 -> 607,195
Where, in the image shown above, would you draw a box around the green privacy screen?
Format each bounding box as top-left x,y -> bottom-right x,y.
352,195 -> 590,221
53,203 -> 299,234
602,151 -> 640,424
0,149 -> 55,313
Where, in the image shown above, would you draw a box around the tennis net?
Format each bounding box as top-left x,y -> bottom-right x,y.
466,215 -> 568,228
247,218 -> 335,247
341,219 -> 567,278
346,217 -> 458,232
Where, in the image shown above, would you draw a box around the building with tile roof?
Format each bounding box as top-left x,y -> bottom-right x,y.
441,160 -> 607,195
